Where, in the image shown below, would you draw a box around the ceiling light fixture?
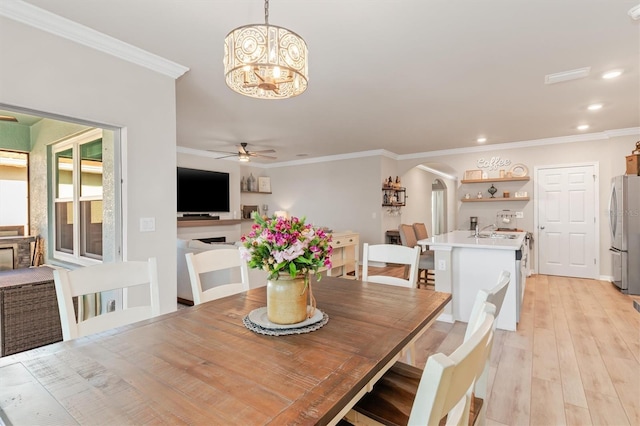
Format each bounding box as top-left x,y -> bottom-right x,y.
477,137 -> 487,143
223,0 -> 308,99
544,67 -> 590,85
629,4 -> 640,20
577,124 -> 589,131
602,70 -> 623,79
587,103 -> 603,111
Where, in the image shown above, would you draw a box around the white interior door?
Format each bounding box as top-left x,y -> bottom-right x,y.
537,164 -> 597,278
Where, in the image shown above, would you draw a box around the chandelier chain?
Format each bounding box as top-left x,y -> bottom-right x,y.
265,0 -> 269,25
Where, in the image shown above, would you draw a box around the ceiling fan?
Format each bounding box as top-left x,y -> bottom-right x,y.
209,142 -> 276,162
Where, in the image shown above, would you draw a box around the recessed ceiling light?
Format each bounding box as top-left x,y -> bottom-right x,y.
577,124 -> 589,131
602,70 -> 623,79
477,137 -> 487,143
587,103 -> 603,111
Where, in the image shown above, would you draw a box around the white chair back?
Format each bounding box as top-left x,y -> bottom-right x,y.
362,243 -> 420,288
185,248 -> 249,305
465,270 -> 510,341
410,302 -> 496,426
53,258 -> 160,341
462,270 -> 510,426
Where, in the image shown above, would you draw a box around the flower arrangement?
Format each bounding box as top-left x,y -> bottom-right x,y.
240,214 -> 333,280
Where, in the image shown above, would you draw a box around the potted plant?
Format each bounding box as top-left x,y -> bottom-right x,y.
240,214 -> 333,324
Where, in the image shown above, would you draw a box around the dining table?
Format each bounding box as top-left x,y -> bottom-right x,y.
0,276 -> 450,425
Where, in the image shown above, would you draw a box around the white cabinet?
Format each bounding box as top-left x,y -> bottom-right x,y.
326,232 -> 359,279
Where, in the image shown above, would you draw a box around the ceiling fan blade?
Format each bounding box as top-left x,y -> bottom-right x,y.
251,149 -> 276,154
213,154 -> 238,159
207,149 -> 237,154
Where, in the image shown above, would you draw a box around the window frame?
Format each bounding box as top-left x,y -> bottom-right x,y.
51,128 -> 105,266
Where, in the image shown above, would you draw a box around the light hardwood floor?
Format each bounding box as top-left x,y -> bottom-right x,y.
367,266 -> 640,426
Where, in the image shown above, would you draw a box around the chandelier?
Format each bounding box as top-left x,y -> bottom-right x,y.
223,0 -> 308,99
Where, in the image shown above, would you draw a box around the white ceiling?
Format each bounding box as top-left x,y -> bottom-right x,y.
15,1 -> 640,163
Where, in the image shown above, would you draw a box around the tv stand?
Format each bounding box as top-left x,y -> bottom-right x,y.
177,218 -> 241,228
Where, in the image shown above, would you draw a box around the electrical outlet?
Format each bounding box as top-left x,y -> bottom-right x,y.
107,299 -> 116,312
438,259 -> 446,270
516,211 -> 524,219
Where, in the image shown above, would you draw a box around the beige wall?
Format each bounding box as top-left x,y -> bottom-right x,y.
1,18 -> 179,313
266,156 -> 384,246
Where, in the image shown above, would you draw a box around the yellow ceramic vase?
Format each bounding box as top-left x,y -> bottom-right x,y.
267,274 -> 308,324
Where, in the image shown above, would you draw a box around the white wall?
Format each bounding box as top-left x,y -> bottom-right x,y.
1,18 -> 179,313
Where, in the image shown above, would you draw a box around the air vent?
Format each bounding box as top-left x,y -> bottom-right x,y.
545,67 -> 591,84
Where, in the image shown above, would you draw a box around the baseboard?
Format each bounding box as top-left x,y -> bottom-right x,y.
177,297 -> 194,306
599,275 -> 613,282
437,313 -> 454,323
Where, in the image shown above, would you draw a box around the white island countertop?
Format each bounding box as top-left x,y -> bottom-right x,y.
419,230 -> 527,331
420,230 -> 525,251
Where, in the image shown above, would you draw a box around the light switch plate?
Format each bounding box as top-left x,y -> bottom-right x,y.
140,217 -> 155,232
516,211 -> 524,219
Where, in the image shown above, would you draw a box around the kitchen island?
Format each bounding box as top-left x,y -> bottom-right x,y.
419,230 -> 527,331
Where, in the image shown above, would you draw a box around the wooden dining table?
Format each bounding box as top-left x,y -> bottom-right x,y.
0,276 -> 450,425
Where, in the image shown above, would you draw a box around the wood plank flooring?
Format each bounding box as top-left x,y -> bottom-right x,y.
401,271 -> 639,426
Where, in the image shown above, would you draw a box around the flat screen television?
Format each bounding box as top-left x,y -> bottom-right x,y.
177,167 -> 230,213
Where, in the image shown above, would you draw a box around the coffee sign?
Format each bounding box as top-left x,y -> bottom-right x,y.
477,157 -> 511,171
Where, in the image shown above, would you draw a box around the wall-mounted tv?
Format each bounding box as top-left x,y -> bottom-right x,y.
177,167 -> 230,213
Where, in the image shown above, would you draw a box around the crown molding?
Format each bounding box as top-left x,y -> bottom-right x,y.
416,165 -> 458,181
0,0 -> 189,79
178,127 -> 640,167
398,127 -> 640,161
263,149 -> 397,169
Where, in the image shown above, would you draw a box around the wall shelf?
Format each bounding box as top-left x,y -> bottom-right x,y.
461,176 -> 530,184
177,218 -> 241,228
461,197 -> 530,203
382,187 -> 406,207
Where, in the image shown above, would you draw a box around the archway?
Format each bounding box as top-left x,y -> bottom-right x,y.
432,179 -> 447,235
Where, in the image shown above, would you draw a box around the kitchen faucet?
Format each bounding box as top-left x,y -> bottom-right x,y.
475,223 -> 497,237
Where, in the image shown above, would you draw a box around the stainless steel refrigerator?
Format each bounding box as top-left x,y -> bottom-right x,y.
609,175 -> 640,294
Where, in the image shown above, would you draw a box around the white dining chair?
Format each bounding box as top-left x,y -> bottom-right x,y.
185,248 -> 249,305
462,270 -> 510,426
345,271 -> 510,426
53,258 -> 160,341
347,302 -> 497,426
362,243 -> 421,365
362,243 -> 420,288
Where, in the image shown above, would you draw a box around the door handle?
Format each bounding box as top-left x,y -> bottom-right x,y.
540,226 -> 545,230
